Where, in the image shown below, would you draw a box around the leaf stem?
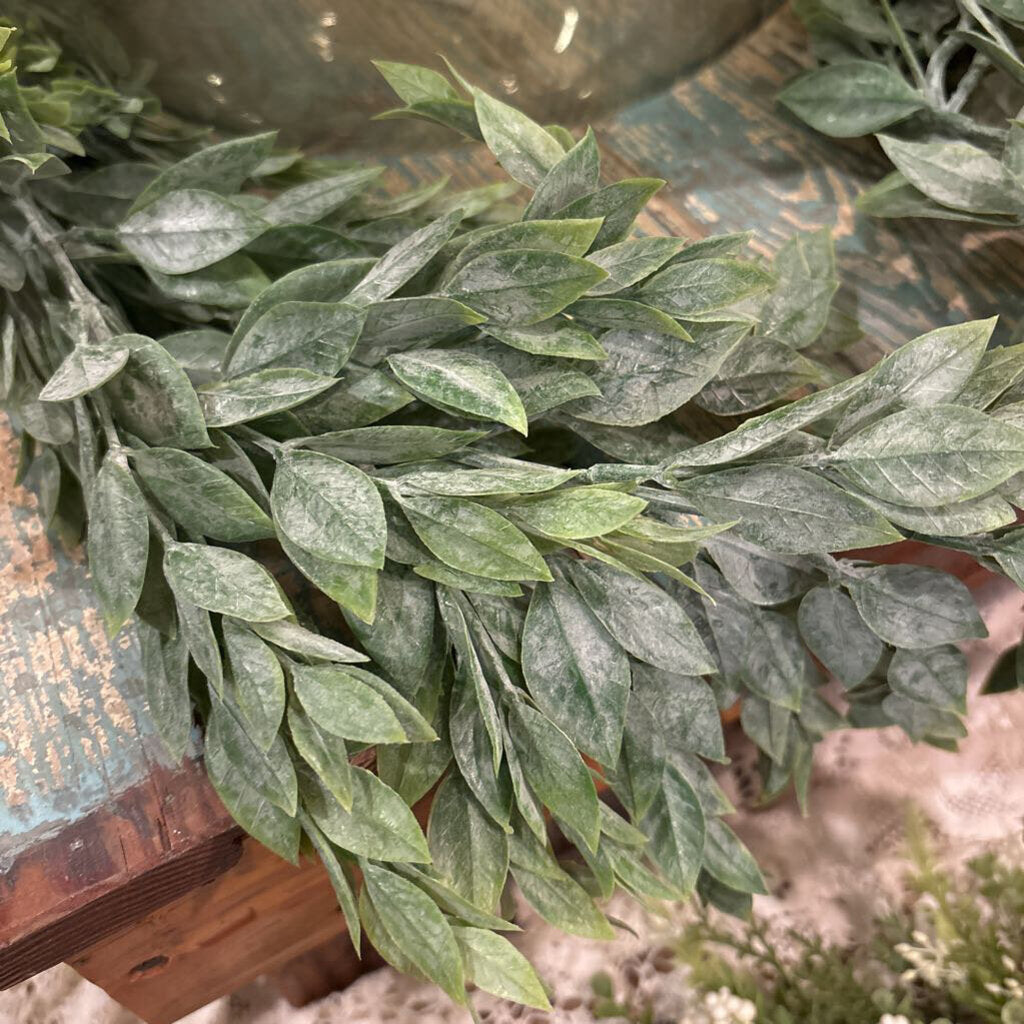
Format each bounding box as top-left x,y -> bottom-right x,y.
878,0 -> 929,94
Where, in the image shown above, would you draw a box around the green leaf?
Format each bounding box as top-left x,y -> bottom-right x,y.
696,335 -> 826,415
342,564 -> 442,701
87,454 -> 148,635
164,542 -> 290,621
521,580 -> 630,765
554,178 -> 665,249
779,61 -> 925,136
128,132 -> 276,213
175,595 -> 223,693
388,349 -> 528,434
271,448 -> 387,568
507,701 -> 600,851
378,742 -> 451,807
523,126 -> 600,220
443,249 -> 607,326
349,209 -> 463,305
205,716 -> 300,863
248,615 -> 367,664
567,297 -> 692,341
104,334 -> 210,449
957,343 -> 1024,409
39,341 -> 129,401
511,863 -> 613,939
881,694 -> 967,742
585,236 -> 686,295
670,373 -> 867,468
473,87 -> 564,187
301,814 -> 360,953
701,818 -> 767,895
301,764 -> 430,862
360,297 -> 485,352
704,534 -> 817,607
437,590 -> 504,771
569,321 -> 750,426
846,564 -> 987,649
360,861 -> 465,1003
399,464 -> 579,497
888,645 -> 967,714
835,319 -> 995,438
229,258 -> 375,359
428,772 -> 509,912
743,609 -> 819,710
483,319 -> 606,360
146,253 -> 270,310
292,663 -> 407,743
636,258 -> 774,317
222,619 -> 285,751
300,425 -> 486,466
878,135 -> 1024,216
640,763 -> 705,894
207,692 -> 298,816
631,665 -> 726,762
759,229 -> 838,349
675,465 -> 900,554
287,704 -> 353,810
199,368 -> 338,427
449,660 -> 513,829
158,330 -> 232,376
415,563 -> 522,596
441,218 -> 603,285
130,447 -> 275,542
843,486 -> 1016,538
225,300 -> 365,377
566,559 -> 715,674
138,623 -> 192,763
278,531 -> 379,621
401,495 -> 551,581
262,167 -> 384,225
118,188 -> 268,274
510,486 -> 645,539
797,585 -> 882,686
829,405 -> 1024,507
373,60 -> 459,104
453,927 -> 550,1010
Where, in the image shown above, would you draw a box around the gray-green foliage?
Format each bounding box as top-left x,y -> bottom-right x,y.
782,1 -> 1024,224
1,30 -> 1017,1013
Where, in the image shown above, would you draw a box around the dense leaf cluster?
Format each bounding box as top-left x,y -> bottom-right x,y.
3,19 -> 1023,1010
781,0 -> 1024,223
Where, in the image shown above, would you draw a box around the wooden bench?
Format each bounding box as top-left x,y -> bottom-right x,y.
3,9 -> 1022,1022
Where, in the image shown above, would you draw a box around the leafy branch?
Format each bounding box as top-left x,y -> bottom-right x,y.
781,0 -> 1024,224
2,15 -> 1022,1010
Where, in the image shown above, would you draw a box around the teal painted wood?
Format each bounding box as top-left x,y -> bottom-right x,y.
0,423 -> 180,866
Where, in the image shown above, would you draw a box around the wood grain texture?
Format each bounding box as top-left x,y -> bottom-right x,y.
68,839 -> 352,1024
0,417 -> 236,985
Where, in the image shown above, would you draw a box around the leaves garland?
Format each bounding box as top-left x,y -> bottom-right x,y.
2,17 -> 1022,1008
781,0 -> 1024,223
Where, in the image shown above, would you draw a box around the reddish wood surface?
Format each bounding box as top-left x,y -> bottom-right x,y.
69,839 -> 353,1024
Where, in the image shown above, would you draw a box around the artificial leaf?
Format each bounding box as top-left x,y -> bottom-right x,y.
520,580 -> 630,765
388,349 -> 528,434
271,448 -> 387,568
846,564 -> 987,649
163,542 -> 290,621
130,446 -> 275,542
87,454 -> 148,635
797,585 -> 882,686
